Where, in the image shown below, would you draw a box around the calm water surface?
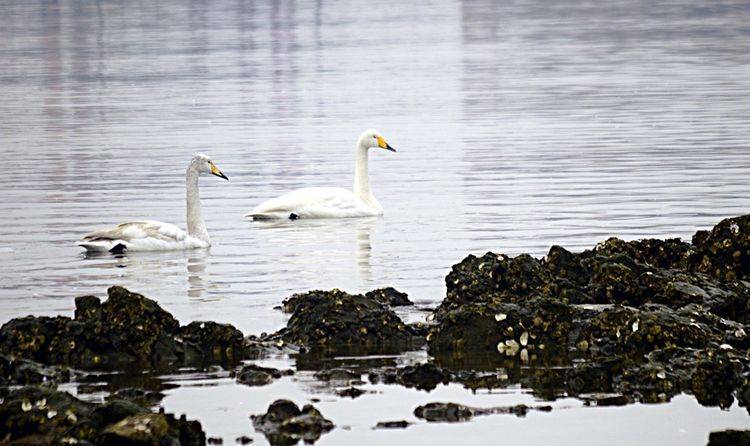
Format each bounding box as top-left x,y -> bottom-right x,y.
2,0 -> 750,444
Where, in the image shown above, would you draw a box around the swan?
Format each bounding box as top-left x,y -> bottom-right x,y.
77,153 -> 229,253
247,129 -> 396,220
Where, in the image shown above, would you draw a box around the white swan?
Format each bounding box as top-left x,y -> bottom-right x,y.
247,129 -> 396,220
77,154 -> 229,253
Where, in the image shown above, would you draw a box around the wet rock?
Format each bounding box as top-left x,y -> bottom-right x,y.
275,289 -> 414,355
414,402 -> 551,422
99,413 -> 171,444
0,386 -> 204,445
235,364 -> 293,387
429,297 -> 579,357
689,214 -> 750,281
707,429 -> 750,446
375,362 -> 451,391
336,387 -> 366,398
313,368 -> 362,383
0,286 -> 250,370
374,420 -> 411,429
106,387 -> 166,407
579,393 -> 630,406
0,354 -> 71,386
251,399 -> 333,446
413,402 -> 474,422
180,321 -> 246,364
364,287 -> 413,307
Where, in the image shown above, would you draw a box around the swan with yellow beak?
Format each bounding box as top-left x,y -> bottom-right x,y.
77,153 -> 229,253
247,129 -> 396,220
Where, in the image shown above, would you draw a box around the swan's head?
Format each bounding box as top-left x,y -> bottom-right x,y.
359,129 -> 396,152
190,153 -> 229,180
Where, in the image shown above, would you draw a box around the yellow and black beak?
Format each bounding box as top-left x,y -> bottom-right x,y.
377,135 -> 397,152
210,163 -> 229,180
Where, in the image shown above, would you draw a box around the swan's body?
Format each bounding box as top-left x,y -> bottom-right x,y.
250,187 -> 382,220
77,154 -> 228,253
247,129 -> 395,220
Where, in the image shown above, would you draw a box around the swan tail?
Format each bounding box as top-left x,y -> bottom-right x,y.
77,238 -> 127,253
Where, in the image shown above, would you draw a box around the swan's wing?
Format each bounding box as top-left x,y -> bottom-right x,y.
78,221 -> 187,251
248,187 -> 369,219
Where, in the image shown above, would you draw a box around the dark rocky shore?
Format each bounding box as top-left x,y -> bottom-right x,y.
3,215 -> 750,444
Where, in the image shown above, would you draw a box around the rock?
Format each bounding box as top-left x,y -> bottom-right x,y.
0,354 -> 71,386
179,321 -> 246,364
429,297 -> 579,357
364,287 -> 413,307
374,420 -> 411,429
236,364 -> 293,387
0,286 -> 250,370
414,402 -> 551,422
106,387 -> 166,407
313,368 -> 362,383
707,429 -> 750,446
689,214 -> 750,281
251,399 -> 333,445
99,413 -> 171,444
0,386 -> 204,445
375,362 -> 451,391
275,289 -> 414,355
336,387 -> 366,398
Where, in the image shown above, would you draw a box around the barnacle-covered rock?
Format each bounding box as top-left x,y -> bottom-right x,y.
428,297 -> 579,357
689,214 -> 750,281
0,386 -> 205,445
0,286 -> 251,370
364,287 -> 413,307
179,320 -> 246,364
275,289 -> 414,354
251,399 -> 333,445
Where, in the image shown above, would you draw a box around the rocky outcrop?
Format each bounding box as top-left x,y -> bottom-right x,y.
428,214 -> 750,407
274,289 -> 415,355
0,286 -> 248,370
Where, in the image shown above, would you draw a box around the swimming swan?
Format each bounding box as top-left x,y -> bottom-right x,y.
247,129 -> 396,220
77,153 -> 229,253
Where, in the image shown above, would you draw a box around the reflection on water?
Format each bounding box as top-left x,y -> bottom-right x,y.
187,251 -> 211,299
2,0 -> 750,443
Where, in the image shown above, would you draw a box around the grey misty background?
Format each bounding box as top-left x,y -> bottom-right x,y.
1,0 -> 750,444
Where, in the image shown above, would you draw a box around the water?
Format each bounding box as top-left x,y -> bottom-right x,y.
1,0 -> 750,444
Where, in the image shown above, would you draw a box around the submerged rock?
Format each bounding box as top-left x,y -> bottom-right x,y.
374,420 -> 411,429
235,364 -> 293,387
274,289 -> 414,355
251,399 -> 333,445
0,286 -> 249,370
414,402 -> 551,422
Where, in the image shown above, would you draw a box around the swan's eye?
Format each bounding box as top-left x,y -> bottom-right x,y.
373,135 -> 377,139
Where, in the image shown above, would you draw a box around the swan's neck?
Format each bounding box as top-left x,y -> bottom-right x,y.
353,143 -> 372,201
186,168 -> 209,243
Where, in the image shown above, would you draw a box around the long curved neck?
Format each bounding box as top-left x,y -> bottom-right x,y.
186,167 -> 209,242
353,141 -> 371,200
